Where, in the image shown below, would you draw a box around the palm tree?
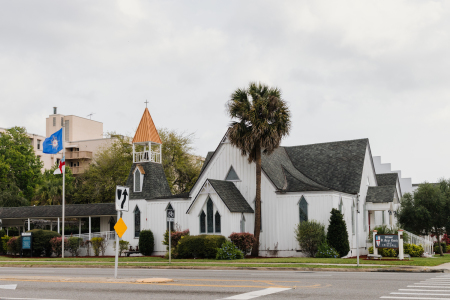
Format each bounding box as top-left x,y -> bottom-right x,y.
226,82 -> 291,256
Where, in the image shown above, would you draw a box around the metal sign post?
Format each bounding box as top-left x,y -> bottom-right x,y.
355,194 -> 360,267
114,186 -> 129,279
166,209 -> 174,264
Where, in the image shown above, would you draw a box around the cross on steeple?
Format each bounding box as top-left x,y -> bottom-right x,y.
144,100 -> 149,108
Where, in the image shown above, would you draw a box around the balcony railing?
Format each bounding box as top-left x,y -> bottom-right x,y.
66,151 -> 93,160
133,151 -> 161,163
70,165 -> 90,174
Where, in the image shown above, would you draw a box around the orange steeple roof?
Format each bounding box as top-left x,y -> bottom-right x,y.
132,108 -> 162,144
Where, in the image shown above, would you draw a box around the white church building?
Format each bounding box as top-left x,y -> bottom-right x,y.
121,108 -> 404,257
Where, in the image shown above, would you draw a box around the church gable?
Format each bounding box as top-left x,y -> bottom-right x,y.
187,179 -> 254,214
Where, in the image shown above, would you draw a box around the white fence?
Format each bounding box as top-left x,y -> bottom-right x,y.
63,231 -> 117,256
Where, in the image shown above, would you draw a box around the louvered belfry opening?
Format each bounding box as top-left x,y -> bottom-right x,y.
132,108 -> 162,164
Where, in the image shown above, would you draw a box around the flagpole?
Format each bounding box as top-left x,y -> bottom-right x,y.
62,123 -> 65,259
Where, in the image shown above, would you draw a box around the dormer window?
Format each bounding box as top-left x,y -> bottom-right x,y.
134,168 -> 142,192
225,166 -> 240,181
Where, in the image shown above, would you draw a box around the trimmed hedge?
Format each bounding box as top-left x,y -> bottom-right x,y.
139,230 -> 155,256
177,235 -> 227,258
369,243 -> 424,257
229,232 -> 256,255
28,229 -> 61,257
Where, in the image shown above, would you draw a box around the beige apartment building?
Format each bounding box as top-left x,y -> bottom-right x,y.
1,107 -> 116,175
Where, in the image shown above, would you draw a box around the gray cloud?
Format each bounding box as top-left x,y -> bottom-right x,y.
1,0 -> 449,183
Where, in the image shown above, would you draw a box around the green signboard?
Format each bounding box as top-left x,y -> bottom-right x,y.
22,236 -> 31,250
375,234 -> 399,249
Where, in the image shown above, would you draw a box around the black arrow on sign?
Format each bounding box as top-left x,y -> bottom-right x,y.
117,189 -> 122,202
121,189 -> 128,209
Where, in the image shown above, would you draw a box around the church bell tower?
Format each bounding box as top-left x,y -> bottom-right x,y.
132,107 -> 162,164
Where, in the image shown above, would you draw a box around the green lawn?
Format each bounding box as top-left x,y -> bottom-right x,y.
0,254 -> 449,267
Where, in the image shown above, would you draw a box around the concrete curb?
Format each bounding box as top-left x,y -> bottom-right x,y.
0,263 -> 447,273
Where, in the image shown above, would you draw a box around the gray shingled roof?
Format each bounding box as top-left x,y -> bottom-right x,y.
366,186 -> 396,203
376,173 -> 398,187
126,162 -> 172,200
284,139 -> 368,194
196,138 -> 368,195
200,151 -> 215,173
261,147 -> 329,192
0,203 -> 116,219
208,179 -> 254,213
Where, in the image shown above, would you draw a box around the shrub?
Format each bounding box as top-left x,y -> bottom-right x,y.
295,220 -> 326,257
228,232 -> 256,255
442,234 -> 450,245
368,246 -> 397,257
67,237 -> 84,257
7,237 -> 20,257
326,209 -> 350,257
50,237 -> 69,257
315,242 -> 340,258
28,229 -> 61,257
91,237 -> 107,256
434,242 -> 447,254
216,240 -> 244,260
113,240 -> 130,256
1,236 -> 10,254
0,230 -> 5,254
139,230 -> 154,256
404,243 -> 424,257
163,229 -> 190,250
177,235 -> 227,258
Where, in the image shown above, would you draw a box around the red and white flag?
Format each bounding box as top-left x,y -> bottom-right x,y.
54,156 -> 65,175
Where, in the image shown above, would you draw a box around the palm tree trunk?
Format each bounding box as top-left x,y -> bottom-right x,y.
251,144 -> 262,257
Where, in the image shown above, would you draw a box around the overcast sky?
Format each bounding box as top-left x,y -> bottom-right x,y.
1,0 -> 449,183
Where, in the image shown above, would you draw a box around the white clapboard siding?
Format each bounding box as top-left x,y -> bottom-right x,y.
190,143 -> 260,206
121,199 -> 148,248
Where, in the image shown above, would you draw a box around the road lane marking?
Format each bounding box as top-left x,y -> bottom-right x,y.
392,292 -> 450,296
0,298 -> 69,300
221,287 -> 291,299
0,284 -> 17,290
401,290 -> 450,292
408,286 -> 450,289
381,297 -> 450,299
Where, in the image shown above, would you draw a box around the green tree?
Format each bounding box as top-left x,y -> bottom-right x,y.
226,82 -> 291,256
32,164 -> 75,206
326,208 -> 350,257
71,129 -> 202,203
0,127 -> 42,206
397,180 -> 450,256
71,134 -> 133,204
159,128 -> 202,194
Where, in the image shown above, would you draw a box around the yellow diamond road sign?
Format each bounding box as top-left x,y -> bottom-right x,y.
114,218 -> 127,238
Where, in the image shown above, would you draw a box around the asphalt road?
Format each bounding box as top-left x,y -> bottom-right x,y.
0,267 -> 446,300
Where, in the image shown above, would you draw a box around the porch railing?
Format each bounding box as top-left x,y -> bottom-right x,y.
64,231 -> 116,243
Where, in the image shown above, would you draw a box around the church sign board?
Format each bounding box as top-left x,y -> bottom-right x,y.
375,234 -> 399,249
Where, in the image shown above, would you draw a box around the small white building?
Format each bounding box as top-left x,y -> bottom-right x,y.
121,108 -> 404,257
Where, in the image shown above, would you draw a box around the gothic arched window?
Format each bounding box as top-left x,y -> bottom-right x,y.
134,206 -> 141,238
207,198 -> 214,233
200,210 -> 206,233
299,196 -> 308,223
215,211 -> 221,233
134,168 -> 141,192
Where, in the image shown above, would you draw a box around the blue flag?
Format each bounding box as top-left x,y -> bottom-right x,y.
43,128 -> 63,154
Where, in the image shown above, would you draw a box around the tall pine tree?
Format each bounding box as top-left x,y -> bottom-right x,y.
326,208 -> 350,257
